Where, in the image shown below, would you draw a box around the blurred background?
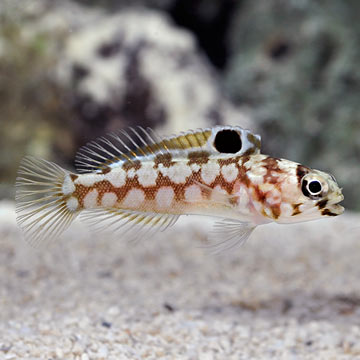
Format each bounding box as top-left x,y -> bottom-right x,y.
1,0 -> 359,210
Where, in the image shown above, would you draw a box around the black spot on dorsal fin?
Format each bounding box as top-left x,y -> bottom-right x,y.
213,129 -> 242,154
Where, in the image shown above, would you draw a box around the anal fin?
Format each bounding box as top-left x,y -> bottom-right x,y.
81,208 -> 180,243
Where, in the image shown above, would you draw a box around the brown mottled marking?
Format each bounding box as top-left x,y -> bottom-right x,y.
74,178 -> 128,207
252,185 -> 267,204
322,209 -> 338,216
101,167 -> 111,174
292,203 -> 302,216
122,160 -> 141,171
73,184 -> 89,207
143,185 -> 157,201
247,133 -> 261,149
212,174 -> 234,195
252,182 -> 281,219
218,157 -> 240,166
237,156 -> 251,187
187,151 -> 210,165
296,165 -> 309,184
271,204 -> 281,219
261,157 -> 281,171
316,199 -> 328,209
176,170 -> 203,201
228,195 -> 238,206
154,153 -> 173,168
70,174 -> 79,181
242,148 -> 258,157
239,155 -> 250,166
262,157 -> 281,184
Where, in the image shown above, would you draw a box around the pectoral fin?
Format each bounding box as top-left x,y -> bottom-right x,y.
190,180 -> 238,207
205,219 -> 256,254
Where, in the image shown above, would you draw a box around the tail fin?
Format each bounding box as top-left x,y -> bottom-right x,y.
15,156 -> 79,248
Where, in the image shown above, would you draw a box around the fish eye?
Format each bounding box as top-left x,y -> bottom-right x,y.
301,177 -> 323,199
213,129 -> 242,153
308,180 -> 322,195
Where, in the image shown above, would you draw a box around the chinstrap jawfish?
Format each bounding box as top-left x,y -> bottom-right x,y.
15,126 -> 344,250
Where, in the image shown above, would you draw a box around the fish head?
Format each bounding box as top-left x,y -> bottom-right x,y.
277,165 -> 344,223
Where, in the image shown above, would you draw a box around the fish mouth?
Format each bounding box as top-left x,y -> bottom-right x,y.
325,204 -> 344,216
323,193 -> 344,216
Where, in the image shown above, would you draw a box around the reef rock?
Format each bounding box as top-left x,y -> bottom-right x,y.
57,8 -> 251,144
0,0 -> 251,196
225,0 -> 360,210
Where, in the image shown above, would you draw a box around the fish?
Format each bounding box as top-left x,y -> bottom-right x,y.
15,125 -> 344,251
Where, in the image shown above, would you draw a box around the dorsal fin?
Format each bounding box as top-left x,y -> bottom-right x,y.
75,126 -> 261,173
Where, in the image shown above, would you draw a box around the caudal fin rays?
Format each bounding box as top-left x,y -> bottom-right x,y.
15,156 -> 78,248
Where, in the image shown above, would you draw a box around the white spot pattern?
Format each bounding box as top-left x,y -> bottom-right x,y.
265,188 -> 281,205
101,192 -> 118,207
236,185 -> 250,209
190,163 -> 201,172
76,174 -> 104,187
62,175 -> 75,195
185,184 -> 202,202
201,162 -> 220,185
280,203 -> 293,217
246,166 -> 267,185
66,197 -> 79,212
242,155 -> 267,169
155,187 -> 174,209
221,163 -> 238,183
159,162 -> 192,184
136,163 -> 158,186
127,168 -> 136,179
83,189 -> 99,209
105,168 -> 126,187
123,189 -> 145,208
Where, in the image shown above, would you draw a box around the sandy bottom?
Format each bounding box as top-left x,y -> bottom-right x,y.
1,200 -> 360,359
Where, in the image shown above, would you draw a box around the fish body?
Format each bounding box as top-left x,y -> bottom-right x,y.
15,126 -> 344,250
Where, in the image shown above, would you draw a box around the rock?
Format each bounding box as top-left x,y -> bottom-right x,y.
0,0 -> 252,193
0,0 -> 104,191
57,8 -> 251,146
74,0 -> 174,11
225,0 -> 360,210
73,0 -> 237,69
